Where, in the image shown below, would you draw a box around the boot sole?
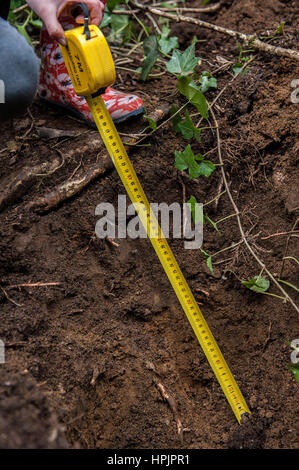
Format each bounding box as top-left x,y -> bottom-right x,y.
39,96 -> 144,127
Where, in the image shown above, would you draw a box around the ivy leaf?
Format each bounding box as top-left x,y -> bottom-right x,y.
199,71 -> 217,93
107,0 -> 127,11
242,276 -> 270,293
177,76 -> 208,118
174,145 -> 215,179
146,116 -> 157,130
187,196 -> 203,224
174,144 -> 200,179
232,63 -> 248,75
108,13 -> 132,44
141,35 -> 159,81
200,249 -> 213,274
197,160 -> 216,178
177,111 -> 201,141
175,145 -> 215,179
287,363 -> 299,381
159,26 -> 179,54
159,36 -> 179,54
101,11 -> 112,28
166,44 -> 199,75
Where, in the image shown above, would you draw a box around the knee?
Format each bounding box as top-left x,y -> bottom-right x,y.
0,18 -> 40,120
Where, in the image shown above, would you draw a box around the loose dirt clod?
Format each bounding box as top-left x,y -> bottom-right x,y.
227,414 -> 266,449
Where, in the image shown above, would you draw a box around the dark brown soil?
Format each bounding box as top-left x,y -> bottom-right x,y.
0,0 -> 298,449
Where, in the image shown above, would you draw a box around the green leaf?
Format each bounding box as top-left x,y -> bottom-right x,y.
29,17 -> 43,30
287,363 -> 299,381
275,21 -> 285,35
177,76 -> 208,118
242,276 -> 270,293
197,160 -> 216,177
205,215 -> 220,234
175,144 -> 199,178
199,71 -> 217,93
187,196 -> 203,224
146,116 -> 157,130
158,26 -> 179,54
108,13 -> 132,44
207,256 -> 213,274
177,111 -> 201,141
107,0 -> 127,11
200,249 -> 213,274
232,62 -> 248,75
141,35 -> 159,81
174,145 -> 215,179
166,44 -> 199,75
174,144 -> 202,179
101,11 -> 112,28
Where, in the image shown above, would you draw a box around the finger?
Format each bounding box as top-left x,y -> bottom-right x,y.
44,14 -> 67,45
89,1 -> 105,25
57,1 -> 104,26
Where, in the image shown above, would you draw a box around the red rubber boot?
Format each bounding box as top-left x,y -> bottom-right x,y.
38,16 -> 144,124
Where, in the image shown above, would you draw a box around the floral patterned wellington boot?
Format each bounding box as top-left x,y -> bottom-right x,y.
38,16 -> 144,124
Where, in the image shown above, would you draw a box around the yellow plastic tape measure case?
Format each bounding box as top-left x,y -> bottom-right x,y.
60,25 -> 116,96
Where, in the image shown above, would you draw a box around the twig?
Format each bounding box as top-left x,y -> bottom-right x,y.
13,3 -> 28,14
106,238 -> 120,248
145,12 -> 161,35
0,286 -> 23,307
211,108 -> 299,314
262,320 -> 272,352
156,4 -> 221,14
155,381 -> 187,438
7,282 -> 61,289
214,177 -> 224,211
261,230 -> 299,240
130,1 -> 299,61
280,218 -> 299,279
203,189 -> 227,207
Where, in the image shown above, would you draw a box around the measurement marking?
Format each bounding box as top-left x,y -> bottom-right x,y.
86,94 -> 251,424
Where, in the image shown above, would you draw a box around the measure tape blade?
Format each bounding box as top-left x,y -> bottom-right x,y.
87,95 -> 250,423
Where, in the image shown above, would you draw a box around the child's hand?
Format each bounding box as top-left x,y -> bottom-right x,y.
27,0 -> 106,46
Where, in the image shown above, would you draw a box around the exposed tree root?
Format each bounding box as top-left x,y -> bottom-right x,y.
26,154 -> 112,214
0,158 -> 60,212
25,105 -> 170,214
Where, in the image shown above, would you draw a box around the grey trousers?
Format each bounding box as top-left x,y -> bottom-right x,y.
0,16 -> 40,120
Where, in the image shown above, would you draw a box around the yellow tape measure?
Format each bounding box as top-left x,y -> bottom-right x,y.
60,20 -> 250,423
